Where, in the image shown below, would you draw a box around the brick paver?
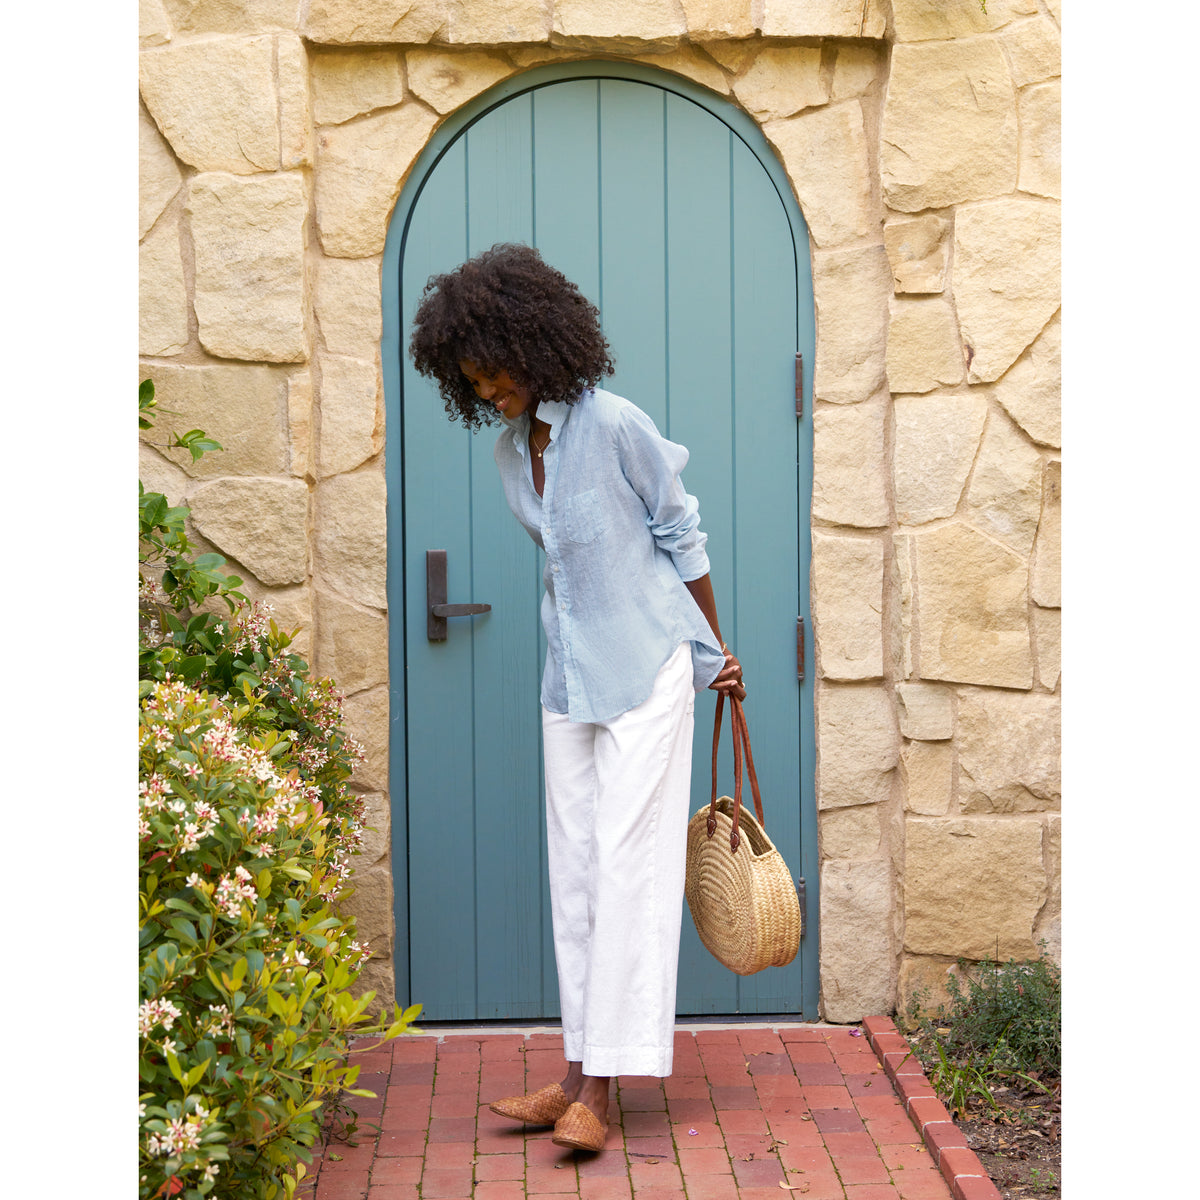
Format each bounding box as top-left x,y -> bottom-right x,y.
297,1021 -> 1012,1200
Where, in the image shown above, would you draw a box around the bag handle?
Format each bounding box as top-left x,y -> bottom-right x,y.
707,693 -> 765,852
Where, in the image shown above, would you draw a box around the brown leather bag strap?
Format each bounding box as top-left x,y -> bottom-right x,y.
732,697 -> 765,829
709,692 -> 762,852
730,693 -> 744,849
708,689 -> 724,830
708,691 -> 740,846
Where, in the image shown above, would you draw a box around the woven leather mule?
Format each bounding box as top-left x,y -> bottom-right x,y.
551,1101 -> 607,1152
488,1082 -> 572,1125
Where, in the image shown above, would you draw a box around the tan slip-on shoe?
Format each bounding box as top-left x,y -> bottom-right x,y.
488,1082 -> 572,1125
551,1101 -> 607,1152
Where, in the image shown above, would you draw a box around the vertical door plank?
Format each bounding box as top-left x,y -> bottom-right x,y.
402,142 -> 479,1018
729,134 -> 804,1012
598,80 -> 668,425
466,94 -> 535,256
532,81 -> 601,310
662,92 -> 739,1014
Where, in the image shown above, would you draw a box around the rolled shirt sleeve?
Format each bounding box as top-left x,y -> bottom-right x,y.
615,403 -> 712,582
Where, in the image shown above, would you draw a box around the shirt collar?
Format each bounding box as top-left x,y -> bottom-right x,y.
503,394 -> 577,454
537,398 -> 572,437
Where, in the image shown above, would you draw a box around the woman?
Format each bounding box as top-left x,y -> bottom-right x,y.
410,243 -> 744,1153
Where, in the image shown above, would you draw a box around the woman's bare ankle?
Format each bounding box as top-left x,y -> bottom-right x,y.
557,1063 -> 609,1120
560,1061 -> 584,1100
574,1075 -> 610,1120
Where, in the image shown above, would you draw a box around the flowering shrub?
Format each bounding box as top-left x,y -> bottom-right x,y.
139,382 -> 419,1199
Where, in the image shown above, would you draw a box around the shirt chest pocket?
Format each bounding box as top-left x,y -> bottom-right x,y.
563,488 -> 607,544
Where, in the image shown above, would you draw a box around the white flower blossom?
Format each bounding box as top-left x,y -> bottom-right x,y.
164,1117 -> 200,1153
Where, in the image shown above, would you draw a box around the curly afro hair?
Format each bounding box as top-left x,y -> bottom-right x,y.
409,243 -> 615,430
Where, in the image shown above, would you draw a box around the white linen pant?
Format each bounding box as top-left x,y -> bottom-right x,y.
542,642 -> 696,1079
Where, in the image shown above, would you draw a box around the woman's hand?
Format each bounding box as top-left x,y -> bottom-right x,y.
681,575 -> 745,701
710,646 -> 746,703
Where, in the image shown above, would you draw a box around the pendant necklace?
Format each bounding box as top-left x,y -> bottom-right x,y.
531,427 -> 551,458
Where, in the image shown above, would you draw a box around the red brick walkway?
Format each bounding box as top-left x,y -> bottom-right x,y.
302,1018 -> 999,1200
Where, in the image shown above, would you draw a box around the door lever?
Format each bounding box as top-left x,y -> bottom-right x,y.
426,549 -> 491,640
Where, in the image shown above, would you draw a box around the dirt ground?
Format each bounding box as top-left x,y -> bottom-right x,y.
956,1080 -> 1061,1199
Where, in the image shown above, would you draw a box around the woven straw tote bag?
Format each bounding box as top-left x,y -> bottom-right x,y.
684,693 -> 801,976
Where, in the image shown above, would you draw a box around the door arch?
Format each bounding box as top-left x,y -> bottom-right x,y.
382,62 -> 818,1020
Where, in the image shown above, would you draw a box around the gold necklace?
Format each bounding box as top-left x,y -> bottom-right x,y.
530,427 -> 551,458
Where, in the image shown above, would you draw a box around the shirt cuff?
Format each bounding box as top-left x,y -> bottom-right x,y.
672,546 -> 711,583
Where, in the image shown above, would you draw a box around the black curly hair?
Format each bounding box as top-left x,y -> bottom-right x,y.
409,243 -> 615,430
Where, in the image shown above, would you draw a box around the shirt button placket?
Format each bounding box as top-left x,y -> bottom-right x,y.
543,441 -> 572,700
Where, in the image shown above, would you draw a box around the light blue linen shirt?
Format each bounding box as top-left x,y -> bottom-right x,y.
493,387 -> 725,724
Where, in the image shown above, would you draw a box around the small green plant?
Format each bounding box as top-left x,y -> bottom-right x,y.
925,1038 -> 1000,1120
1029,1166 -> 1058,1190
903,982 -> 931,1033
924,1019 -> 1050,1120
907,946 -> 1060,1122
940,947 -> 1061,1078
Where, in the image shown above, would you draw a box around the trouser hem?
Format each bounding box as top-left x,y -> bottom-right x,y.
581,1042 -> 675,1079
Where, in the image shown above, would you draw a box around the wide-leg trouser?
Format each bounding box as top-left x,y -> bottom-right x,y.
542,643 -> 696,1078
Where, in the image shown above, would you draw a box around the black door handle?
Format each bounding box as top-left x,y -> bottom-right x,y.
426,549 -> 491,641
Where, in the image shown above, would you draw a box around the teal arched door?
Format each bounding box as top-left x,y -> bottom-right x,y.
383,63 -> 817,1021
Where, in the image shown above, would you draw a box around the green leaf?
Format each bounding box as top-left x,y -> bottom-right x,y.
229,957 -> 248,991
174,429 -> 225,463
183,1057 -> 212,1090
140,492 -> 169,528
179,655 -> 209,680
168,917 -> 198,944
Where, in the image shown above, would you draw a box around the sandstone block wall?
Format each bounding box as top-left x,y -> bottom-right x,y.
139,0 -> 1061,1022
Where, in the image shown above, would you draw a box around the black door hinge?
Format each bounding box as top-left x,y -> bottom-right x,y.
794,352 -> 804,419
796,616 -> 805,683
797,877 -> 807,931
